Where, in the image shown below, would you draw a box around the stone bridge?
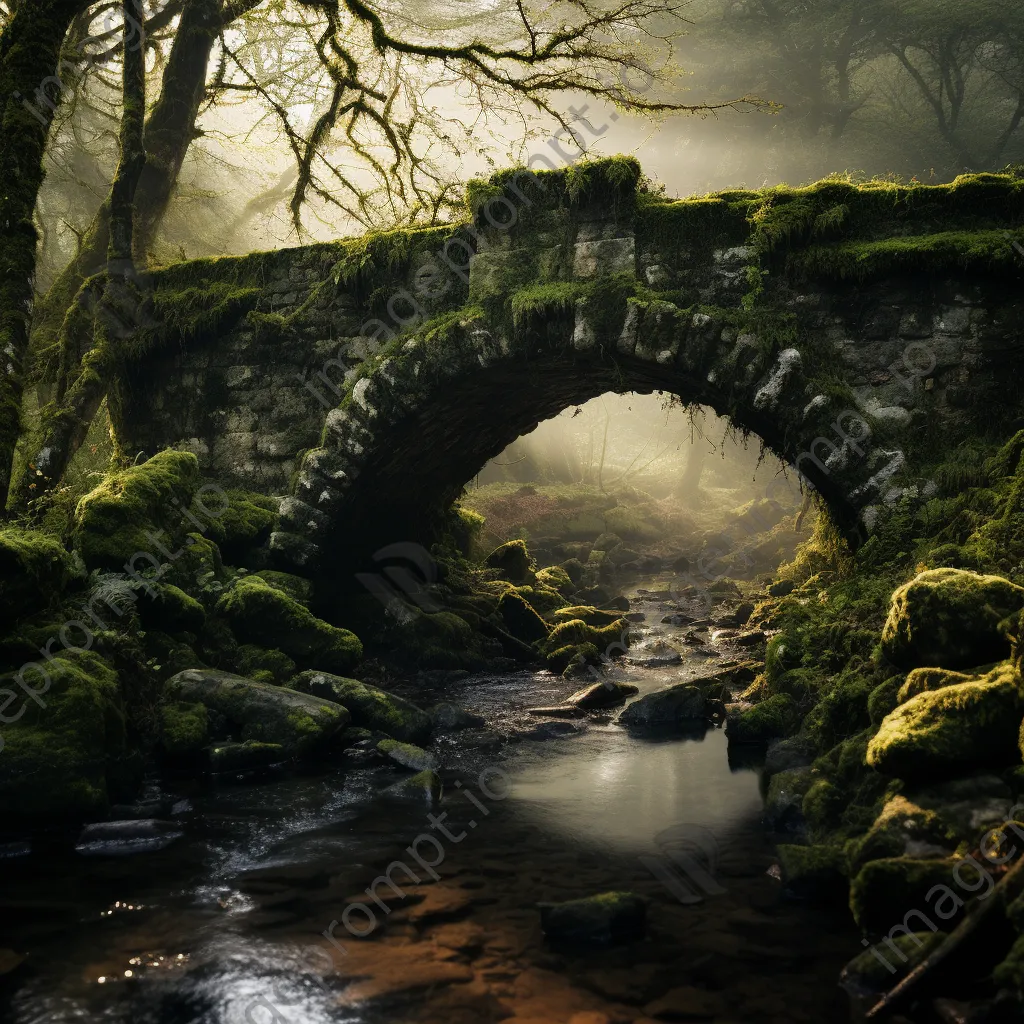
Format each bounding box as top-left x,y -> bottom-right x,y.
114,159 -> 1024,574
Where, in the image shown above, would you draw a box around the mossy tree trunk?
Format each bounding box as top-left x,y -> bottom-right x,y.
32,0 -> 226,362
0,0 -> 89,506
17,0 -> 150,505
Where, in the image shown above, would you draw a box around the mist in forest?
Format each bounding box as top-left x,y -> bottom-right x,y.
33,0 -> 1024,289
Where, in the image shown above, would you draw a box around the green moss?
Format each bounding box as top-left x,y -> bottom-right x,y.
138,582 -> 206,633
777,843 -> 848,899
541,617 -> 629,656
0,527 -> 76,621
849,857 -> 958,932
484,539 -> 532,581
376,737 -> 436,771
72,450 -> 200,570
801,672 -> 874,750
288,670 -> 432,744
993,934 -> 1024,992
0,649 -> 124,821
802,779 -> 846,832
535,565 -> 574,595
848,796 -> 956,873
512,583 -> 566,613
159,701 -> 208,755
202,490 -> 277,555
897,666 -> 977,704
234,644 -> 297,685
726,693 -> 800,744
162,533 -> 225,594
497,590 -> 550,645
216,577 -> 362,674
244,570 -> 313,608
210,740 -> 284,773
880,568 -> 1024,671
867,663 -> 1024,779
387,609 -> 484,670
550,605 -> 622,627
867,676 -> 903,724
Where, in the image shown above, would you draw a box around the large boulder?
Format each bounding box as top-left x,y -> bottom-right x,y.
72,449 -> 200,570
880,568 -> 1024,670
288,670 -> 432,744
497,590 -> 549,644
0,528 -> 76,621
725,694 -> 800,744
165,668 -> 348,756
484,539 -> 531,581
0,650 -> 126,822
618,683 -> 706,728
216,577 -> 362,674
866,663 -> 1024,779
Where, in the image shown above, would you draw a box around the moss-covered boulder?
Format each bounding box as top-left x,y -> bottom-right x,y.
0,528 -> 76,621
377,738 -> 437,771
72,450 -> 200,570
288,670 -> 431,744
245,569 -> 314,608
497,590 -> 550,645
159,701 -> 209,757
848,795 -> 956,872
880,568 -> 1024,670
0,650 -> 125,821
211,740 -> 285,772
513,583 -> 565,613
216,577 -> 361,674
541,617 -> 629,656
536,565 -> 574,595
618,683 -> 706,728
204,490 -> 278,557
389,609 -> 482,669
233,644 -> 297,685
138,582 -> 206,633
764,766 -> 814,830
725,694 -> 800,745
484,539 -> 531,581
777,843 -> 848,901
897,666 -> 977,704
551,605 -> 622,627
165,668 -> 348,757
849,856 -> 958,931
866,663 -> 1024,779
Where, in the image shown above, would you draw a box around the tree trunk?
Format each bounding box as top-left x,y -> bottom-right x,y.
32,0 -> 223,357
18,0 -> 150,504
0,0 -> 88,505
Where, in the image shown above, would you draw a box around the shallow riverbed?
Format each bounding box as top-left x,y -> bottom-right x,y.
0,577 -> 860,1024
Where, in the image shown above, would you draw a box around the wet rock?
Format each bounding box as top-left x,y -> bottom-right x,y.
289,670 -> 431,744
430,702 -> 485,733
768,579 -> 795,597
849,857 -> 958,931
377,738 -> 437,771
565,680 -> 639,710
880,568 -> 1024,670
210,740 -> 286,772
523,720 -> 584,740
618,683 -> 706,728
527,705 -> 587,718
726,694 -> 799,745
906,773 -> 1015,837
764,736 -> 816,776
385,769 -> 443,804
165,668 -> 348,757
76,819 -> 184,856
538,892 -> 647,946
867,663 -> 1023,779
764,767 -> 814,831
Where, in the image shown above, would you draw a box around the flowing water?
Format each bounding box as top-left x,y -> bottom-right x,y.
0,576 -> 860,1024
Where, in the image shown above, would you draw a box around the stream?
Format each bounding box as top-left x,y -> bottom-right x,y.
0,575 -> 860,1024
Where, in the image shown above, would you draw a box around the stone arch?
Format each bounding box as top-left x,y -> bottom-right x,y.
272,298 -> 881,573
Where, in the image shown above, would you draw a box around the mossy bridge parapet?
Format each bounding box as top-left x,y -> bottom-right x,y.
113,159 -> 1024,573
